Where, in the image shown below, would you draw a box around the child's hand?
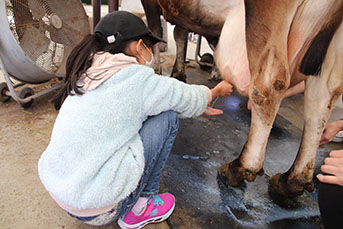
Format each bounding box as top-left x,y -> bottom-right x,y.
317,150 -> 343,186
203,106 -> 223,116
211,81 -> 233,99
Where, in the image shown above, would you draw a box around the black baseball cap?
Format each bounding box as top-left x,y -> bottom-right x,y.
94,11 -> 166,46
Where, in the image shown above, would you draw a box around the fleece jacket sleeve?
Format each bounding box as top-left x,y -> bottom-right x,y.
142,73 -> 210,118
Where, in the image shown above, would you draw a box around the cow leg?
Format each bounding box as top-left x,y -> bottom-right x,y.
171,25 -> 189,82
219,0 -> 301,187
153,41 -> 162,74
141,0 -> 163,74
219,84 -> 286,186
270,22 -> 343,197
219,45 -> 293,186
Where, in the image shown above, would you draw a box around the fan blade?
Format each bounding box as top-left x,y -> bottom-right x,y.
28,0 -> 45,19
46,0 -> 90,47
19,24 -> 50,63
10,0 -> 35,40
48,22 -> 76,47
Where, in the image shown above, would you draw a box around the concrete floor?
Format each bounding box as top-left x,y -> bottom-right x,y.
1,3 -> 343,229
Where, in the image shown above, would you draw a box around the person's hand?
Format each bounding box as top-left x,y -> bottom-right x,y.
205,80 -> 232,116
203,106 -> 223,116
211,81 -> 233,99
317,150 -> 343,186
320,121 -> 343,145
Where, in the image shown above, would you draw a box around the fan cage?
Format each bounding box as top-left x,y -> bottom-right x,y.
5,0 -> 65,74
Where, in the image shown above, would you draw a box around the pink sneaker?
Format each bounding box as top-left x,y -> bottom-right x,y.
117,193 -> 175,229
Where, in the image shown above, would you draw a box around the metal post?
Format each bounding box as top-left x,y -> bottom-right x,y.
92,0 -> 101,29
108,0 -> 119,12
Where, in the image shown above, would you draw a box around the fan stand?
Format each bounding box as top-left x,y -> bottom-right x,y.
0,54 -> 62,108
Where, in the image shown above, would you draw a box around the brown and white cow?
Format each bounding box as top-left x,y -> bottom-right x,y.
141,0 -> 230,81
215,0 -> 343,197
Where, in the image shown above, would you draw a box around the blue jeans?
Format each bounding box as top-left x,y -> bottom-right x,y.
119,110 -> 179,215
69,110 -> 179,225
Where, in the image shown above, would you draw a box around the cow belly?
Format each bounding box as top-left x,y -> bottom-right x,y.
158,0 -> 229,38
214,0 -> 250,97
287,0 -> 341,75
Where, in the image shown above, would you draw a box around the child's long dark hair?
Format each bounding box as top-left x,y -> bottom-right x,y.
51,33 -> 153,110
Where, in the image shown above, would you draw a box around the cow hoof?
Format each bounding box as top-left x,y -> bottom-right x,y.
218,159 -> 263,187
171,72 -> 187,83
218,162 -> 243,187
269,173 -> 314,198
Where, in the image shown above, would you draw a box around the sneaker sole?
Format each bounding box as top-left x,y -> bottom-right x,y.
117,202 -> 175,229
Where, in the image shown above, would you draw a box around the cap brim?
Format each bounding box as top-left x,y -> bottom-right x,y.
148,32 -> 167,44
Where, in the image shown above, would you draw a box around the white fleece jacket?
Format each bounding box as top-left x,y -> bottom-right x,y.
38,64 -> 210,210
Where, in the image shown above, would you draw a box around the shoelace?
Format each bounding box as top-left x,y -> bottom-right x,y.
148,195 -> 164,206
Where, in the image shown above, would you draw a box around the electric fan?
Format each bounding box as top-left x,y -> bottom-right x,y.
0,0 -> 90,108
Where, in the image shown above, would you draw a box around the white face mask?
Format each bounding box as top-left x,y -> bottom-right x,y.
137,42 -> 154,68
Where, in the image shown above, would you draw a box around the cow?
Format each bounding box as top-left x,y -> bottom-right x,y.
140,0 -> 164,74
215,0 -> 343,198
141,0 -> 231,82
